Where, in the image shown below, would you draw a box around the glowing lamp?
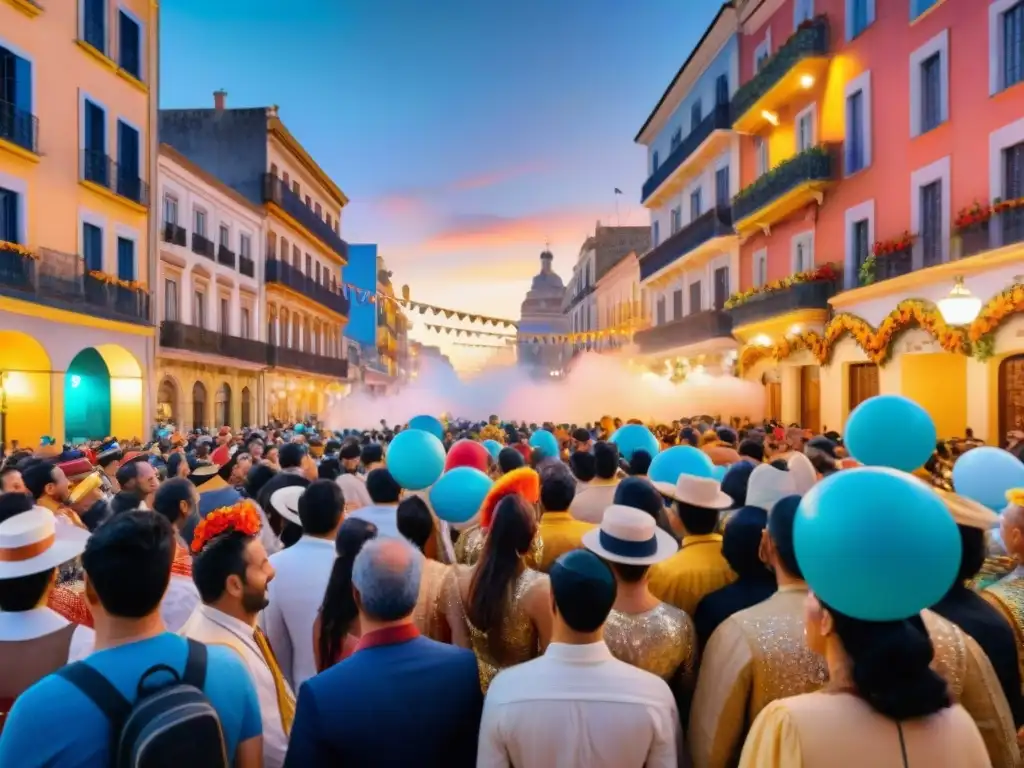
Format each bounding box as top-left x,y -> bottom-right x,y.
752,334 -> 772,347
799,74 -> 815,89
761,110 -> 780,126
937,277 -> 982,326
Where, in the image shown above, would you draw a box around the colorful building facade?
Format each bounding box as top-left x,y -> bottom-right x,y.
155,144 -> 266,431
0,0 -> 158,447
594,249 -> 644,354
729,0 -> 1024,440
633,5 -> 742,378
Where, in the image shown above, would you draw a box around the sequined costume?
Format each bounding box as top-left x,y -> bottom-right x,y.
455,525 -> 486,567
412,559 -> 451,642
983,569 -> 1024,689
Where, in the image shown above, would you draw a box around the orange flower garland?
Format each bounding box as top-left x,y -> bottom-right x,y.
968,284 -> 1024,343
191,499 -> 262,553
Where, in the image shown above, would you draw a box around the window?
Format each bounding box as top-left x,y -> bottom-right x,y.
715,166 -> 730,208
326,213 -> 332,229
82,0 -> 107,53
920,53 -> 942,133
240,308 -> 251,339
0,46 -> 33,150
193,290 -> 205,327
116,236 -> 134,280
652,220 -> 660,248
163,278 -> 178,322
792,231 -> 814,273
911,31 -> 948,137
118,10 -> 141,80
282,172 -> 290,187
304,195 -> 312,209
292,244 -> 300,268
316,262 -> 322,284
670,128 -> 682,153
911,0 -> 939,20
670,207 -> 681,235
996,0 -> 1024,91
652,151 -> 660,173
305,253 -> 312,275
753,249 -> 768,288
292,181 -> 300,196
116,121 -> 140,203
83,222 -> 103,271
846,90 -> 865,173
688,281 -> 702,314
919,180 -> 942,266
690,189 -> 702,220
0,187 -> 21,243
713,266 -> 730,309
314,202 -> 322,218
715,74 -> 729,106
796,104 -> 816,152
220,298 -> 229,334
193,209 -> 206,237
852,218 -> 871,274
219,224 -> 229,249
847,0 -> 875,40
755,39 -> 771,73
690,100 -> 702,132
755,136 -> 769,177
83,99 -> 107,185
163,194 -> 178,225
656,296 -> 666,325
672,289 -> 683,319
1004,141 -> 1024,242
794,0 -> 814,25
240,234 -> 251,260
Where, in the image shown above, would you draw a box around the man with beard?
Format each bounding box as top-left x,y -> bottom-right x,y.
336,441 -> 372,512
182,501 -> 293,768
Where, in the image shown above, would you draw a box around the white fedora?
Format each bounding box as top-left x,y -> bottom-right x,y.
270,486 -> 304,527
654,474 -> 732,510
582,505 -> 678,566
0,507 -> 90,580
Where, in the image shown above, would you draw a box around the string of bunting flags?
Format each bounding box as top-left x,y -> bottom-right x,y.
423,323 -> 516,339
341,282 -> 518,329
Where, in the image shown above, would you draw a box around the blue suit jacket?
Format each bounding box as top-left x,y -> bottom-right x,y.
283,634 -> 483,767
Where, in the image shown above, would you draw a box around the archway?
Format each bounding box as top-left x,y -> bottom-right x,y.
192,381 -> 207,429
998,354 -> 1024,438
157,376 -> 180,424
65,348 -> 112,442
0,331 -> 52,449
215,383 -> 232,428
241,386 -> 252,427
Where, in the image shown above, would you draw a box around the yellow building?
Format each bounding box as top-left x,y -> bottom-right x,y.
0,0 -> 158,447
160,95 -> 350,424
376,258 -> 399,378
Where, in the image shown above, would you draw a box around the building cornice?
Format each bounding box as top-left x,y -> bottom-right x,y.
267,114 -> 349,208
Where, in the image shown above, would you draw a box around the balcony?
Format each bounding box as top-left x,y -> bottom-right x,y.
239,255 -> 255,278
634,310 -> 733,355
265,259 -> 350,317
731,16 -> 831,134
956,208 -> 1024,261
80,150 -> 149,210
191,233 -> 215,260
0,245 -> 151,325
267,345 -> 349,378
0,99 -> 39,159
262,174 -> 349,263
642,104 -> 732,207
733,145 -> 836,237
159,322 -> 268,365
640,207 -> 734,283
217,245 -> 236,269
162,222 -> 187,247
565,283 -> 595,312
728,279 -> 835,331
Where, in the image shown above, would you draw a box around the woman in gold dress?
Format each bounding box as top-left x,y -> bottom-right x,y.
445,493 -> 551,693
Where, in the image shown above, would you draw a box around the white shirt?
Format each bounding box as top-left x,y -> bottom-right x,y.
262,535 -> 335,690
0,607 -> 94,662
336,472 -> 372,511
478,641 -> 682,768
344,504 -> 403,540
160,574 -> 201,633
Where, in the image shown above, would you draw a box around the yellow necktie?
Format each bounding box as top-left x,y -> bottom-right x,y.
253,626 -> 296,735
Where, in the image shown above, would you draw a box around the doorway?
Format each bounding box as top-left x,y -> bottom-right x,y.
800,365 -> 821,434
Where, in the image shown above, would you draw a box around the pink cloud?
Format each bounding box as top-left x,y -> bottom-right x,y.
420,208 -> 621,253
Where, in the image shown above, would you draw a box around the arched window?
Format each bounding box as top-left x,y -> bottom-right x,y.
192,381 -> 207,429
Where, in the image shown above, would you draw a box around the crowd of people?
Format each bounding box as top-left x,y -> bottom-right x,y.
0,412 -> 1021,767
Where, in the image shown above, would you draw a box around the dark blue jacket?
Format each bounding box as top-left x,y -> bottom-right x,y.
284,632 -> 483,767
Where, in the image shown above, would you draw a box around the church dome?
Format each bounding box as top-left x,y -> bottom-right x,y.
529,249 -> 564,293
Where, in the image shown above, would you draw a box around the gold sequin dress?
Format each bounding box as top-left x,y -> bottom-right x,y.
455,525 -> 486,566
603,603 -> 697,703
466,568 -> 546,693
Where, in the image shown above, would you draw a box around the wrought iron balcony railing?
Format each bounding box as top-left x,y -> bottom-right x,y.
262,174 -> 349,262
191,233 -> 215,259
267,345 -> 349,378
80,149 -> 149,206
0,99 -> 38,155
634,310 -> 733,355
265,259 -> 351,317
642,104 -> 731,203
733,145 -> 835,224
727,279 -> 835,329
239,255 -> 255,278
159,321 -> 267,364
162,222 -> 187,247
217,245 -> 236,269
640,207 -> 733,282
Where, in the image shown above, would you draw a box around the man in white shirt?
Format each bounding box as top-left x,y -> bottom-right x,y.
262,481 -> 343,690
335,442 -> 372,512
345,468 -> 404,540
478,549 -> 682,768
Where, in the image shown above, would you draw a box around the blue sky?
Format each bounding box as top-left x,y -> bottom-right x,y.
160,0 -> 721,368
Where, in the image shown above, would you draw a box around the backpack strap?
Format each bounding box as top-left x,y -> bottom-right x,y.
182,638 -> 208,690
58,661 -> 132,731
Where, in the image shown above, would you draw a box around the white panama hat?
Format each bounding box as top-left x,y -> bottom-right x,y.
582,505 -> 678,566
0,506 -> 90,579
653,474 -> 733,510
270,486 -> 304,527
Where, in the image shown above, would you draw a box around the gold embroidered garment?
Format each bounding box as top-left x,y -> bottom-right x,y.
412,559 -> 451,642
455,526 -> 486,566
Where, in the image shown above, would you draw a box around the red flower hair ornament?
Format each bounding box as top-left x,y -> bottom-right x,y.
479,467 -> 540,530
191,499 -> 262,553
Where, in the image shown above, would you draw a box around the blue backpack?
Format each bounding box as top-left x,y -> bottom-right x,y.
58,639 -> 228,768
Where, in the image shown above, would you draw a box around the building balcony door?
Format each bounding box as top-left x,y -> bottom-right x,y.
848,363 -> 879,416
763,369 -> 782,422
800,365 -> 820,434
998,354 -> 1024,442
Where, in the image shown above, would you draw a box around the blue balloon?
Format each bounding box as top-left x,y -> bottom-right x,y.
429,467 -> 494,524
710,464 -> 728,481
846,395 -> 936,472
408,414 -> 445,441
158,428 -> 171,438
795,467 -> 960,621
953,446 -> 1024,510
529,429 -> 559,459
482,439 -> 502,459
293,423 -> 305,434
648,445 -> 714,484
387,428 -> 446,491
610,424 -> 660,461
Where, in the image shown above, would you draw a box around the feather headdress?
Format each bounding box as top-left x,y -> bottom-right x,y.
480,467 -> 540,530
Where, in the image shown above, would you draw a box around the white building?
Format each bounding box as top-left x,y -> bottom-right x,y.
155,144 -> 267,429
633,5 -> 741,372
594,250 -> 644,354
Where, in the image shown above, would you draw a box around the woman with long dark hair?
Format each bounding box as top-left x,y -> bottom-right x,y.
738,590 -> 991,767
313,517 -> 378,671
448,493 -> 551,692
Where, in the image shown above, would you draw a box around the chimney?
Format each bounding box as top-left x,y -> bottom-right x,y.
214,89 -> 227,111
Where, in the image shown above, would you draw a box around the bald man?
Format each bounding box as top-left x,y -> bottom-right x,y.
983,499 -> 1024,669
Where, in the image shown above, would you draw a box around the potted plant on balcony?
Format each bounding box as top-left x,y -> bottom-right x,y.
953,200 -> 992,258
859,232 -> 916,286
724,261 -> 839,309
